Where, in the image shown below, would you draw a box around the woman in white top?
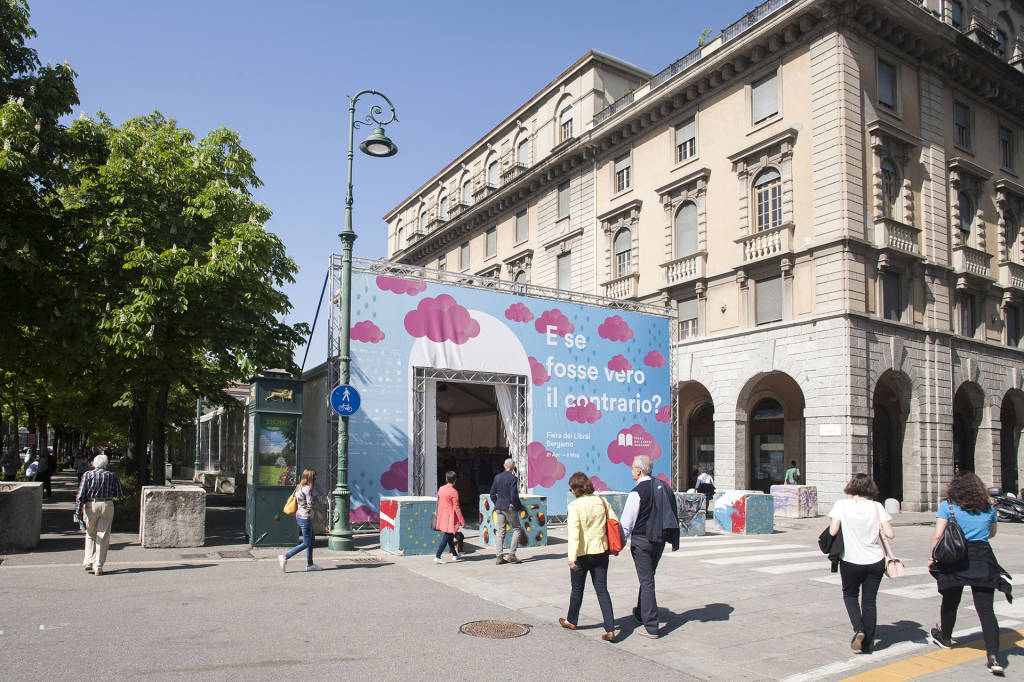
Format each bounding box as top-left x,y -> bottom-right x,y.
828,473 -> 895,654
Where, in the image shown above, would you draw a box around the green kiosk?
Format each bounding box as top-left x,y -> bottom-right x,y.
246,374 -> 303,546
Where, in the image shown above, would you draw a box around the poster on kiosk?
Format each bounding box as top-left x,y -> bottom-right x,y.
344,264 -> 672,523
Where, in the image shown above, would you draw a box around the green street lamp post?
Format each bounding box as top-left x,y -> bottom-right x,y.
328,90 -> 398,552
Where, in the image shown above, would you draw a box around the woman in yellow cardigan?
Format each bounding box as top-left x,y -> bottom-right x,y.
560,471 -> 617,642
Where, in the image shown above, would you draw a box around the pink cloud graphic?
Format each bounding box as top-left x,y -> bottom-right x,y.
644,350 -> 667,368
504,302 -> 534,323
527,441 -> 566,488
565,398 -> 601,424
590,476 -> 610,492
655,473 -> 672,485
607,354 -> 631,372
376,275 -> 427,295
350,320 -> 385,343
598,315 -> 634,342
351,505 -> 379,522
529,356 -> 550,386
607,424 -> 663,465
404,294 -> 481,345
534,308 -> 574,337
380,459 -> 408,492
656,404 -> 672,423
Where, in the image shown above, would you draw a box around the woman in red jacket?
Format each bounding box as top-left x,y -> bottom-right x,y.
434,470 -> 465,564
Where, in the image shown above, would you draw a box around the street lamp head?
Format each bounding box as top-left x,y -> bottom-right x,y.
359,126 -> 398,157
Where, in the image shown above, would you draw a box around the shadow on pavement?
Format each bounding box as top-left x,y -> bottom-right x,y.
112,563 -> 217,575
873,619 -> 926,652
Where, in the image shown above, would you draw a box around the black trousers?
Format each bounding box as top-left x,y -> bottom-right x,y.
940,585 -> 999,655
630,535 -> 666,634
840,559 -> 885,651
567,552 -> 614,632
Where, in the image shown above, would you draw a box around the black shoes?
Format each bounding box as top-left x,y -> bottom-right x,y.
987,654 -> 1004,676
632,607 -> 642,624
930,627 -> 952,649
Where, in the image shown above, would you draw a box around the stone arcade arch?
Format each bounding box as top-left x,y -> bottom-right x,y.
676,380 -> 714,490
871,370 -> 911,503
1000,390 -> 1024,495
738,372 -> 805,494
952,382 -> 984,476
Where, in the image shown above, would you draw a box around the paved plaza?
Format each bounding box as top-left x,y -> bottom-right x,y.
2,474 -> 1022,681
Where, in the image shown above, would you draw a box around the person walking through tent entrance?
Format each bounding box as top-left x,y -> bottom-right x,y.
928,472 -> 1012,676
433,470 -> 465,564
620,455 -> 679,639
490,458 -> 524,565
278,469 -> 323,573
74,454 -> 125,576
827,473 -> 894,654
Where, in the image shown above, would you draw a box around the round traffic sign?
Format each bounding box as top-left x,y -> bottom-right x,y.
330,384 -> 361,416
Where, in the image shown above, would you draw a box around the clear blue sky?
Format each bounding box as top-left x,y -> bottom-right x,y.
28,0 -> 755,369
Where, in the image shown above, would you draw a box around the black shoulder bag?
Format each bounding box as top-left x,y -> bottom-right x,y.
931,500 -> 967,564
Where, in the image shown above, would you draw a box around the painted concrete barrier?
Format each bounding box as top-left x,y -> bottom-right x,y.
713,490 -> 774,534
677,492 -> 707,537
564,491 -> 629,519
479,494 -> 548,549
769,485 -> 818,518
139,485 -> 206,548
0,482 -> 42,549
379,496 -> 440,556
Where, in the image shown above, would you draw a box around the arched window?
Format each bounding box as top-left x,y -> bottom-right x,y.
517,137 -> 529,166
462,179 -> 472,205
439,195 -> 449,220
674,202 -> 698,258
419,210 -> 428,232
752,398 -> 784,421
881,158 -> 899,219
753,168 -> 782,231
487,160 -> 499,187
997,14 -> 1013,59
613,228 -> 632,277
560,106 -> 573,142
514,270 -> 527,284
396,223 -> 403,251
1008,212 -> 1022,262
958,190 -> 973,238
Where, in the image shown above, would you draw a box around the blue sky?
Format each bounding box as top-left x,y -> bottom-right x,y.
28,0 -> 756,368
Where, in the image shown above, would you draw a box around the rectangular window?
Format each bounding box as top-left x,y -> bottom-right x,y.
614,153 -> 631,193
878,59 -> 897,110
1008,306 -> 1021,346
751,71 -> 779,125
438,254 -> 446,271
958,293 -> 975,337
557,252 -> 571,290
515,210 -> 528,243
485,227 -> 496,257
557,182 -> 570,219
459,242 -> 470,270
517,138 -> 529,166
560,106 -> 573,142
951,1 -> 964,28
678,298 -> 698,339
954,101 -> 971,148
675,117 -> 696,163
882,271 -> 902,321
755,276 -> 783,325
1000,125 -> 1015,171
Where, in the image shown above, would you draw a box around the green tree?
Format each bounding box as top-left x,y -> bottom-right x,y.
61,112 -> 307,484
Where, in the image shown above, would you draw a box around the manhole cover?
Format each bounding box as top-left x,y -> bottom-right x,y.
459,620 -> 531,639
179,553 -> 209,559
217,550 -> 253,559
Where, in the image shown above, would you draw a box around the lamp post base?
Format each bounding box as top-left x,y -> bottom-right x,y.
327,532 -> 354,552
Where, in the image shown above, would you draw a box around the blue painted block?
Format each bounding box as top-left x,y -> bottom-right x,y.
676,492 -> 706,537
713,491 -> 774,534
479,494 -> 547,548
379,496 -> 443,556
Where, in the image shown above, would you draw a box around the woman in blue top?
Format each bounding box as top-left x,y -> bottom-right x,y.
928,472 -> 1011,676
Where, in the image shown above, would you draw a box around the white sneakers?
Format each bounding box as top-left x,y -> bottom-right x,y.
278,555 -> 286,572
434,557 -> 445,564
305,564 -> 323,572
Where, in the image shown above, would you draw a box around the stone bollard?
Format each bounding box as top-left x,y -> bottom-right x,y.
0,482 -> 43,549
139,485 -> 206,548
884,498 -> 901,516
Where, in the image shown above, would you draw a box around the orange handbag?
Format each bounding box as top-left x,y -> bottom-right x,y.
603,498 -> 625,555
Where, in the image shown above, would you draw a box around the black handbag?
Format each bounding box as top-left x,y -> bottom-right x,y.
932,500 -> 968,564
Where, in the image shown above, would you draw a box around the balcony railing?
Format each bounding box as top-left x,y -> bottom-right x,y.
721,0 -> 795,43
660,252 -> 706,287
447,201 -> 468,220
500,162 -> 527,184
952,244 -> 993,278
999,260 -> 1024,290
736,223 -> 794,264
873,218 -> 921,255
593,91 -> 636,126
602,272 -> 639,300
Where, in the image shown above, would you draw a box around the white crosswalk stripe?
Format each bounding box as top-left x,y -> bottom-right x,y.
812,565 -> 930,584
663,543 -> 804,558
704,550 -> 822,565
754,561 -> 833,574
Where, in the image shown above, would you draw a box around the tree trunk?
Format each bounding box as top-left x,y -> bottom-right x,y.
151,380 -> 170,485
129,394 -> 149,487
26,403 -> 36,455
38,413 -> 49,470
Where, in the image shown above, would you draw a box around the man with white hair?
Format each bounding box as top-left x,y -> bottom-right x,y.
489,457 -> 525,565
74,454 -> 125,576
619,455 -> 679,638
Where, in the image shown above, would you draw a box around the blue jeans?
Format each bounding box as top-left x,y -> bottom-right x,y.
285,516 -> 313,565
436,532 -> 457,558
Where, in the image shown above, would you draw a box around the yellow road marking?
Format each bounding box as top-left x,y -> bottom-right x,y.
839,629 -> 1024,681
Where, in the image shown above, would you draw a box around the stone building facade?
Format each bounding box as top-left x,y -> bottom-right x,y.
385,0 -> 1024,511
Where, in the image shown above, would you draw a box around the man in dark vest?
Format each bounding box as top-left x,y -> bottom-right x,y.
620,455 -> 679,638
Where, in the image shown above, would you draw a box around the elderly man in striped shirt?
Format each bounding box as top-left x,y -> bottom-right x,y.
74,454 -> 125,576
